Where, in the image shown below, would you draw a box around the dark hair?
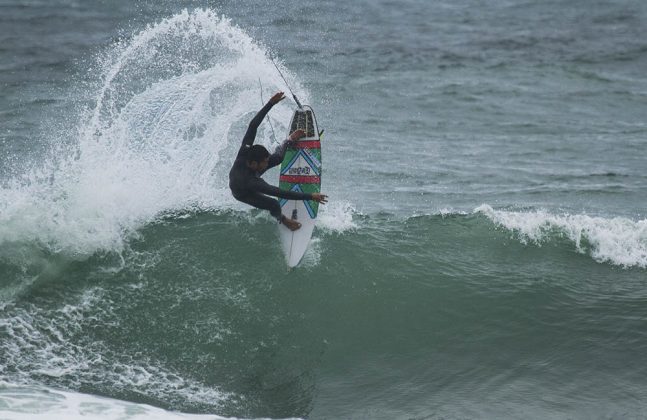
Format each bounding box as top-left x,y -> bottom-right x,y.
246,144 -> 270,163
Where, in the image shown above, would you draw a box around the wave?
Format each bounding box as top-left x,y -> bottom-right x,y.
0,206 -> 644,417
199,204 -> 647,269
1,200 -> 645,286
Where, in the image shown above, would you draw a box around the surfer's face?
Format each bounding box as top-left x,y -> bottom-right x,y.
247,157 -> 269,172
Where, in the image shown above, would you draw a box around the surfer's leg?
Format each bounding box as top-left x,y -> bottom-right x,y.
235,193 -> 279,218
236,193 -> 300,230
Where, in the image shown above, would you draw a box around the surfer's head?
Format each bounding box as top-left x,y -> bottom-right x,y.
245,145 -> 270,172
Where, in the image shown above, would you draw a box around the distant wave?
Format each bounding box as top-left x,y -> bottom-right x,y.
476,204 -> 647,268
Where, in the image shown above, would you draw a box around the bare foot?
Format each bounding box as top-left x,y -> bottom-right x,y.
281,216 -> 302,231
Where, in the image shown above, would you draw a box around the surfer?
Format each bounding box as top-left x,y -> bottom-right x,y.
229,91 -> 328,231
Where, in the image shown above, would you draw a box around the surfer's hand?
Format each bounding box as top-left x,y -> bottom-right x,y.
311,193 -> 328,204
289,129 -> 306,141
269,91 -> 286,105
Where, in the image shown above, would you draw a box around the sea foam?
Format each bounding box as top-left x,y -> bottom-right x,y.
0,288 -> 232,411
316,201 -> 358,233
0,383 -> 298,420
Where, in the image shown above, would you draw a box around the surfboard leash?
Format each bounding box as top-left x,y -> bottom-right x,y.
258,78 -> 278,142
269,56 -> 303,109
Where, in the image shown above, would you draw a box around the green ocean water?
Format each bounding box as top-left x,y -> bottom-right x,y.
1,1 -> 647,419
2,210 -> 646,418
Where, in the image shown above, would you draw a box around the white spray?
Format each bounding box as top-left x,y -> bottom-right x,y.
0,9 -> 307,257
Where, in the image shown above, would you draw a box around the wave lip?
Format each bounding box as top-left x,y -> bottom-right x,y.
476,204 -> 647,268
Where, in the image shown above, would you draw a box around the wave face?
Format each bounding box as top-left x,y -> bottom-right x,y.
1,209 -> 646,418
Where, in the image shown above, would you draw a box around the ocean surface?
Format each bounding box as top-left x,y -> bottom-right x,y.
1,0 -> 646,418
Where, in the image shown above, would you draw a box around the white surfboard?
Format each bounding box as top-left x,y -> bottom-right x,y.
278,106 -> 322,267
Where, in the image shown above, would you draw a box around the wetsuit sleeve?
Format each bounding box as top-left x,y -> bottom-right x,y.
249,177 -> 313,200
235,101 -> 275,160
266,139 -> 293,170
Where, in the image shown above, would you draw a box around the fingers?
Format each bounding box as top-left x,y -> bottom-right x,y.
316,194 -> 328,204
270,92 -> 286,104
289,129 -> 306,141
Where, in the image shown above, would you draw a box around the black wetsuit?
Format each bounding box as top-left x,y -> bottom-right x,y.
229,101 -> 313,220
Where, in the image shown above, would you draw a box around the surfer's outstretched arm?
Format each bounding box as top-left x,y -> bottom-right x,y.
249,178 -> 328,204
249,177 -> 312,200
236,92 -> 286,160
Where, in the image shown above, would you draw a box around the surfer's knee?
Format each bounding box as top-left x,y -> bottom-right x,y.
269,200 -> 282,220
